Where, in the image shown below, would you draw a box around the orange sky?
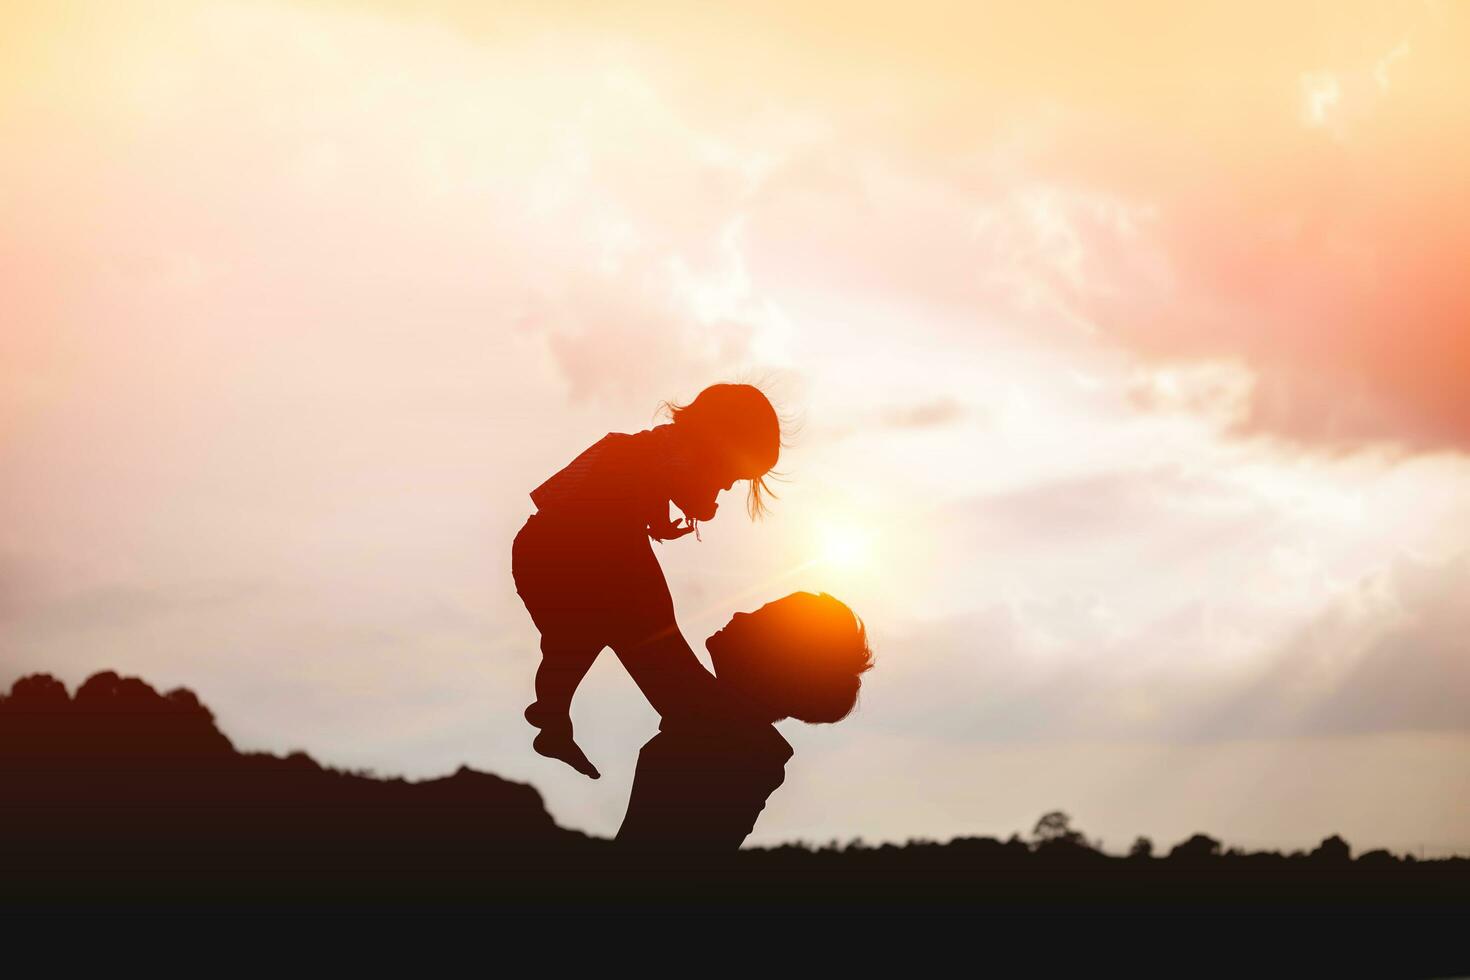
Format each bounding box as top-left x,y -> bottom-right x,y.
2,0 -> 1468,853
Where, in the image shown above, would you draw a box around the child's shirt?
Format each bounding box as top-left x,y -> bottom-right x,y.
529,426 -> 675,536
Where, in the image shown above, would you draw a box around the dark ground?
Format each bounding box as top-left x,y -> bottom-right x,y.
3,670 -> 1465,971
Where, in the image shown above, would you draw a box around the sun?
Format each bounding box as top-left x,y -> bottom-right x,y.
818,521 -> 874,571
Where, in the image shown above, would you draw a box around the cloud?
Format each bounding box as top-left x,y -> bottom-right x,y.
0,579 -> 267,636
1212,552 -> 1470,737
1304,555 -> 1470,734
985,7 -> 1470,454
532,269 -> 759,407
1085,140 -> 1470,454
870,548 -> 1470,744
270,1 -> 1470,451
880,397 -> 966,429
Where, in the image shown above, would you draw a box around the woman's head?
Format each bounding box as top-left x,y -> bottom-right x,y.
705,591 -> 874,724
663,383 -> 782,522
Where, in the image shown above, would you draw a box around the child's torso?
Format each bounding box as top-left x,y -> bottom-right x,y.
529,427 -> 671,529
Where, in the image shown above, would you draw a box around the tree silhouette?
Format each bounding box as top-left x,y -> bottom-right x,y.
1311,834 -> 1351,863
1032,810 -> 1090,850
1169,833 -> 1222,860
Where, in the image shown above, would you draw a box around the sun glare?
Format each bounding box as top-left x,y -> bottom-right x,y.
819,521 -> 874,571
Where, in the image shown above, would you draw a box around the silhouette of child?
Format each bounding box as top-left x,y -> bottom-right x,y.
616,591 -> 873,852
511,383 -> 782,779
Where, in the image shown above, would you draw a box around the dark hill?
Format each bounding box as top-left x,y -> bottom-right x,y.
0,670 -> 592,886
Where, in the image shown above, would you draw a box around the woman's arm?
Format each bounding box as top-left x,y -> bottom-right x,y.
608,617 -> 725,725
600,534 -> 729,723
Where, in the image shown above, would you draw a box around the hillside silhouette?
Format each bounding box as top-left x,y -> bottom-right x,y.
2,669 -> 1467,952
0,670 -> 597,894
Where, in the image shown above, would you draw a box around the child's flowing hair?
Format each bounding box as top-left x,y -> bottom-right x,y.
660,383 -> 786,521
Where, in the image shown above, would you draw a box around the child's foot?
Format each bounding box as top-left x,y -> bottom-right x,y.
532,729 -> 601,779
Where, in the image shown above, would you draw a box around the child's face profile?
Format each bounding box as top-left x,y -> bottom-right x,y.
670,444 -> 747,523
670,480 -> 721,523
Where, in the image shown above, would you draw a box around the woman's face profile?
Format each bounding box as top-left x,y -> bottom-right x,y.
705,609 -> 758,682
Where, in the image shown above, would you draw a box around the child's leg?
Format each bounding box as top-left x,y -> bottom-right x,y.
525,635 -> 604,779
525,636 -> 602,731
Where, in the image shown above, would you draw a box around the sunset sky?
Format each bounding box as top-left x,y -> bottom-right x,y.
3,0 -> 1468,854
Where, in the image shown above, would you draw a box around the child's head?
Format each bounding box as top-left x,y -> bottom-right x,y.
704,591 -> 873,724
664,383 -> 781,523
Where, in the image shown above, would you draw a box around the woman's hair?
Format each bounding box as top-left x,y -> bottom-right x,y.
661,383 -> 785,519
739,591 -> 874,724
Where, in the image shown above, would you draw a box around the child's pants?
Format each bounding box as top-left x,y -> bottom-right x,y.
511,513 -> 679,729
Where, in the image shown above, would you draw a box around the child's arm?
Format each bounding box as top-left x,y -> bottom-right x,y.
647,517 -> 695,542
646,499 -> 695,542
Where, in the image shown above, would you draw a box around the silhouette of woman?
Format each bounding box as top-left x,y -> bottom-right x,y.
511,383 -> 781,778
616,591 -> 873,853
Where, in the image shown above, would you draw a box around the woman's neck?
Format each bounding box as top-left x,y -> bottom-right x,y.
718,677 -> 783,725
